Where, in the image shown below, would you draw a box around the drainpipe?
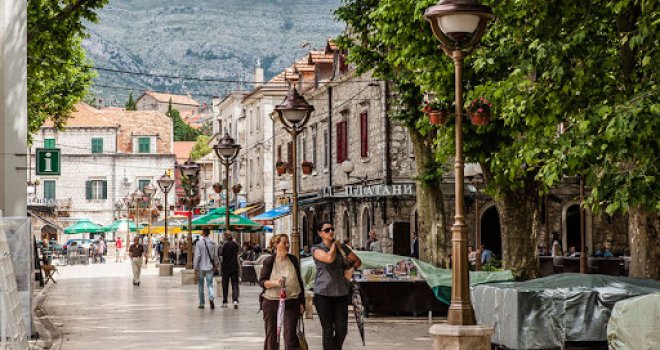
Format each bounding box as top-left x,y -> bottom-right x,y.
328,85 -> 334,222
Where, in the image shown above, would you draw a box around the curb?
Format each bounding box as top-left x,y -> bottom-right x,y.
29,283 -> 59,349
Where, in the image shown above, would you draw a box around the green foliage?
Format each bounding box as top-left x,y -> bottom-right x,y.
124,92 -> 137,110
166,99 -> 200,141
27,0 -> 108,141
190,135 -> 212,161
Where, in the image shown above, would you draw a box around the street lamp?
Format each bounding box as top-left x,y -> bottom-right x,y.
273,87 -> 314,259
131,189 -> 144,247
157,173 -> 175,264
213,132 -> 241,237
424,0 -> 494,326
122,196 -> 132,252
143,183 -> 157,260
178,157 -> 200,270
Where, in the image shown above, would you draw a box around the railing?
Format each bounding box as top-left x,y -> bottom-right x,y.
27,197 -> 72,209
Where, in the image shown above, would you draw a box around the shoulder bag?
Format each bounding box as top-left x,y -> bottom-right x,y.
203,239 -> 219,275
297,317 -> 309,350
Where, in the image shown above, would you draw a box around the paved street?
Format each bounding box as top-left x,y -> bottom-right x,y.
37,260 -> 435,350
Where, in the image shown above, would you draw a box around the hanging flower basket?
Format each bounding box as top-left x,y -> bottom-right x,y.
467,97 -> 493,126
429,110 -> 449,125
276,161 -> 288,176
232,184 -> 242,194
301,161 -> 314,175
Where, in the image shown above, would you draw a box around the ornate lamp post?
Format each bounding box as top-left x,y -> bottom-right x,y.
213,132 -> 241,236
424,0 -> 495,326
157,173 -> 175,264
178,157 -> 200,270
122,196 -> 132,252
273,88 -> 314,259
143,183 -> 157,260
131,189 -> 144,246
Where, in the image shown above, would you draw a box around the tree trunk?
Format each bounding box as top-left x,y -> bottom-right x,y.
628,207 -> 659,279
409,128 -> 447,266
484,166 -> 540,280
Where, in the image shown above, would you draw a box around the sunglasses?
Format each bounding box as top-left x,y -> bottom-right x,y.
321,228 -> 335,233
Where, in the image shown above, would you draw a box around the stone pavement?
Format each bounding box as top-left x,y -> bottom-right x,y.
36,260 -> 437,350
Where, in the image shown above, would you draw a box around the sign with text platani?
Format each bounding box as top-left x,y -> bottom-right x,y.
319,183 -> 416,198
35,148 -> 61,175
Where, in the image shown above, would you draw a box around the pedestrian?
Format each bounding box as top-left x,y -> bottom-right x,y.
129,236 -> 147,286
259,234 -> 305,350
368,230 -> 382,252
115,236 -> 123,262
220,231 -> 240,308
312,221 -> 362,350
97,237 -> 106,263
194,227 -> 218,310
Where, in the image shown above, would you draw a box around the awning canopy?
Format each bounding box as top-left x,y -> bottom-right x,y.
251,205 -> 290,224
233,205 -> 260,215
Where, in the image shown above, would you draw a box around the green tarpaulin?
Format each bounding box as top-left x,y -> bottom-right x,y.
301,250 -> 514,304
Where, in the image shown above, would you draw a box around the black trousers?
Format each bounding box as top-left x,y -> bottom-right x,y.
221,271 -> 239,303
262,299 -> 300,350
313,294 -> 348,350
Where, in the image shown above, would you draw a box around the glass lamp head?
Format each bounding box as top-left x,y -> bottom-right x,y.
424,0 -> 495,51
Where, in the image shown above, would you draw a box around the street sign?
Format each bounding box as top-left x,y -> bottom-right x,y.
35,148 -> 61,175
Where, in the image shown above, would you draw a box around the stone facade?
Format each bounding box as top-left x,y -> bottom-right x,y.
136,91 -> 200,119
28,104 -> 176,243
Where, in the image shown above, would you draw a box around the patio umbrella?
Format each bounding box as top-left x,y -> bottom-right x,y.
103,219 -> 137,233
352,280 -> 366,346
277,279 -> 286,345
207,215 -> 263,231
63,219 -> 104,234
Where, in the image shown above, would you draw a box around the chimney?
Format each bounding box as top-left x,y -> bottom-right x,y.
254,59 -> 264,88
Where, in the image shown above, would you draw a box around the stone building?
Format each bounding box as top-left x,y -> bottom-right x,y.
136,91 -> 200,119
28,103 -> 176,242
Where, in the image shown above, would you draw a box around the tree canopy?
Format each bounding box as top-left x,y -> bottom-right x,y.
27,0 -> 108,139
190,135 -> 213,161
124,92 -> 137,110
166,99 -> 200,141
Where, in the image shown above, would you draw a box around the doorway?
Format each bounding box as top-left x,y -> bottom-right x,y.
480,205 -> 502,259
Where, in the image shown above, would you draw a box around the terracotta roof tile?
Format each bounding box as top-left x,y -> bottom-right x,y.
43,103 -> 118,128
174,142 -> 196,163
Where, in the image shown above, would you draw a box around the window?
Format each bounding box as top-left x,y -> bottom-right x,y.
336,120 -> 348,163
312,125 -> 318,168
323,129 -> 329,168
91,138 -> 103,154
43,181 -> 56,200
256,107 -> 261,132
138,137 -> 151,153
44,138 -> 56,148
360,111 -> 368,158
85,180 -> 108,200
249,160 -> 253,189
301,132 -> 307,163
138,179 -> 150,191
277,145 -> 282,163
256,156 -> 260,188
287,142 -> 293,174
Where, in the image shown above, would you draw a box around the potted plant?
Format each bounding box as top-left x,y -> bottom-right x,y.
276,161 -> 288,176
467,96 -> 493,126
232,184 -> 242,194
301,161 -> 314,175
422,98 -> 450,125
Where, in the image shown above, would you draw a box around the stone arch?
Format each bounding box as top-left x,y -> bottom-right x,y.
360,205 -> 370,248
561,201 -> 593,255
479,203 -> 502,259
409,205 -> 419,239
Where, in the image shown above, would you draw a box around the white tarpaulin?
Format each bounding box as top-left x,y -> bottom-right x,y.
607,292 -> 660,350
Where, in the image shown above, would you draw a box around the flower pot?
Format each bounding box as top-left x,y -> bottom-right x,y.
471,112 -> 490,126
302,165 -> 313,175
429,110 -> 449,125
276,166 -> 287,176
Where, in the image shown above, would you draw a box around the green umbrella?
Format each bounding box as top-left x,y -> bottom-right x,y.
103,219 -> 137,232
207,214 -> 263,231
64,219 -> 104,234
187,207 -> 229,226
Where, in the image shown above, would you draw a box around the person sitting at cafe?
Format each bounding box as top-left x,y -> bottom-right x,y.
594,244 -> 613,257
480,244 -> 494,265
566,246 -> 579,257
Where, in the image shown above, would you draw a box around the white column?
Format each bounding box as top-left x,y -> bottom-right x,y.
0,0 -> 28,217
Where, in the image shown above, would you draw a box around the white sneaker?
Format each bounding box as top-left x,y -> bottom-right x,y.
233,301 -> 239,309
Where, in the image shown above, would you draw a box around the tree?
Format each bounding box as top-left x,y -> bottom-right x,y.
124,92 -> 137,110
190,135 -> 212,161
27,0 -> 108,139
166,99 -> 200,141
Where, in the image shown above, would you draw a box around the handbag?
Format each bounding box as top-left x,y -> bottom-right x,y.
297,317 -> 308,350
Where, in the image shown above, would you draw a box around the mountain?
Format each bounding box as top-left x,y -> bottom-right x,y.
83,0 -> 343,106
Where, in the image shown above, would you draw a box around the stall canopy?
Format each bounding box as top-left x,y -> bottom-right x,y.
64,219 -> 104,234
300,251 -> 514,304
103,219 -> 137,233
251,205 -> 290,224
138,216 -> 188,235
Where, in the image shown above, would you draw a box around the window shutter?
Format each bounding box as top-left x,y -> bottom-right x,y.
360,111 -> 368,158
85,181 -> 92,200
336,122 -> 343,163
102,181 -> 108,199
287,142 -> 293,173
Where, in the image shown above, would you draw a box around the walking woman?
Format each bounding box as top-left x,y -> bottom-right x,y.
259,234 -> 305,350
312,221 -> 361,350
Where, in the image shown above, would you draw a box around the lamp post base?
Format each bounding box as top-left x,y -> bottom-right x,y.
158,263 -> 173,276
429,324 -> 494,350
181,269 -> 196,284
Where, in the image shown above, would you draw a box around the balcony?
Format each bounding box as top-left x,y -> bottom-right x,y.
27,197 -> 72,213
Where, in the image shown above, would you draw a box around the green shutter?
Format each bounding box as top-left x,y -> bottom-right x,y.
92,138 -> 103,154
44,138 -> 56,148
44,181 -> 56,200
85,181 -> 92,200
139,137 -> 150,153
102,181 -> 108,199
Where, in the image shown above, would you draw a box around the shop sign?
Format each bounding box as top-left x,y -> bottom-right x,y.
319,183 -> 415,198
